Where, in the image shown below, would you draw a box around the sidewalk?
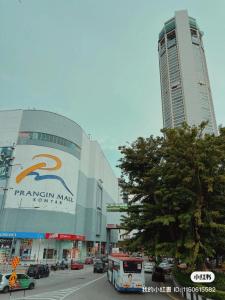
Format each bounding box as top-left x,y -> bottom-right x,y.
0,264 -> 28,273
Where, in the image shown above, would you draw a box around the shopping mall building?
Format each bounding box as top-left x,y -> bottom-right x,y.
0,110 -> 119,263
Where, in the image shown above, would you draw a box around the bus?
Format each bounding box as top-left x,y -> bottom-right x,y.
107,253 -> 145,292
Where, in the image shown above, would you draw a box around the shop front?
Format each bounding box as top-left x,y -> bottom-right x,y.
0,238 -> 12,264
45,233 -> 86,262
0,232 -> 45,263
0,232 -> 86,264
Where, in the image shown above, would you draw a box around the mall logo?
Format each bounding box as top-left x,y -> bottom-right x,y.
16,153 -> 73,196
191,271 -> 215,283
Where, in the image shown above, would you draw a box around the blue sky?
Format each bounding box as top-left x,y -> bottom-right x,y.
0,0 -> 225,176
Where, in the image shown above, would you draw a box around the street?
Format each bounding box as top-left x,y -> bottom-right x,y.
1,266 -> 171,300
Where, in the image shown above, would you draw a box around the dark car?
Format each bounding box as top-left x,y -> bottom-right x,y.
151,266 -> 165,282
27,264 -> 50,279
93,259 -> 107,273
101,256 -> 108,264
158,261 -> 174,274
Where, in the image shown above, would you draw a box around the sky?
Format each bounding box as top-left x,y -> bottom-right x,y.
0,0 -> 225,176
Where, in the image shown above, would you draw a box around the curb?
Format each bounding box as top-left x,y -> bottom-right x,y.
171,277 -> 214,300
166,293 -> 182,300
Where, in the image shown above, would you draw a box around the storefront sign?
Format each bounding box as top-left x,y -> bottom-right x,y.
106,204 -> 128,212
0,232 -> 44,239
106,224 -> 120,229
45,233 -> 85,241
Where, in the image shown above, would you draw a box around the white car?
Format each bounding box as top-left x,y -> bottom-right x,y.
144,262 -> 155,273
0,273 -> 35,293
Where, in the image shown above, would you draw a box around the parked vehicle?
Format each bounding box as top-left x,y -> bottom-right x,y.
107,253 -> 144,292
0,273 -> 35,293
151,266 -> 165,282
50,260 -> 68,271
50,264 -> 58,271
71,260 -> 84,270
101,256 -> 108,264
85,257 -> 93,264
27,264 -> 49,279
144,262 -> 155,273
93,259 -> 107,273
61,259 -> 69,269
158,261 -> 174,273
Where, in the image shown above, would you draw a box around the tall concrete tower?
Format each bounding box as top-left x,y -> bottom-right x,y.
158,10 -> 218,135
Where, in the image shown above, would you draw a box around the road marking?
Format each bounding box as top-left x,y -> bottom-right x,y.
15,274 -> 106,300
62,275 -> 106,299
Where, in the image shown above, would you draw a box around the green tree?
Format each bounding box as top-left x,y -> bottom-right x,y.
118,123 -> 225,270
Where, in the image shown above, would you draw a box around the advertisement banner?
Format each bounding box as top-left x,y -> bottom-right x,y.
5,145 -> 79,214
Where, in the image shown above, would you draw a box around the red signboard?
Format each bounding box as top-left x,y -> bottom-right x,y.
45,233 -> 85,241
106,224 -> 120,229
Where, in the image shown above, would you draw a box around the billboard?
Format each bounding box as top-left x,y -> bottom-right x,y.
5,145 -> 79,214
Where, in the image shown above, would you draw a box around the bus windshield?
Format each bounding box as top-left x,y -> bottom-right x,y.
123,261 -> 142,273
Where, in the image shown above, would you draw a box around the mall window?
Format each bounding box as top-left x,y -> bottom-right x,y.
18,131 -> 81,158
96,184 -> 103,209
96,210 -> 102,236
43,248 -> 57,259
96,184 -> 102,236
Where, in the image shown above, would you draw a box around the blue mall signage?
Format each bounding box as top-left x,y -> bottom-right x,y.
0,232 -> 44,239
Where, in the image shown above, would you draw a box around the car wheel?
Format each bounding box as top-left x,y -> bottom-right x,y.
29,283 -> 35,290
3,286 -> 9,293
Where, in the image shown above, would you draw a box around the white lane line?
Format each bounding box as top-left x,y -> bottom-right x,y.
15,297 -> 56,300
15,275 -> 106,300
14,286 -> 83,300
62,274 -> 106,299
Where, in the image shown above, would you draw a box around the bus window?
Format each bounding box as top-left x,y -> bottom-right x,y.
123,261 -> 142,273
113,261 -> 120,271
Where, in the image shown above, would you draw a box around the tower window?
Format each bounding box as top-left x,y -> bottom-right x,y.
167,30 -> 176,40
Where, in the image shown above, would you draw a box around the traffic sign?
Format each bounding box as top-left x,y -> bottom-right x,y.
9,271 -> 17,288
11,256 -> 20,269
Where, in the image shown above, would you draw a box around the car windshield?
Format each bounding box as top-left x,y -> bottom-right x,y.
123,261 -> 142,273
28,265 -> 37,270
0,274 -> 2,281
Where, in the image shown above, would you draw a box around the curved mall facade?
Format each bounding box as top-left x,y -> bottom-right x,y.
0,110 -> 118,263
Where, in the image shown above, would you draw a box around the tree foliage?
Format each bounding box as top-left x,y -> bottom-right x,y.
118,123 -> 225,270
